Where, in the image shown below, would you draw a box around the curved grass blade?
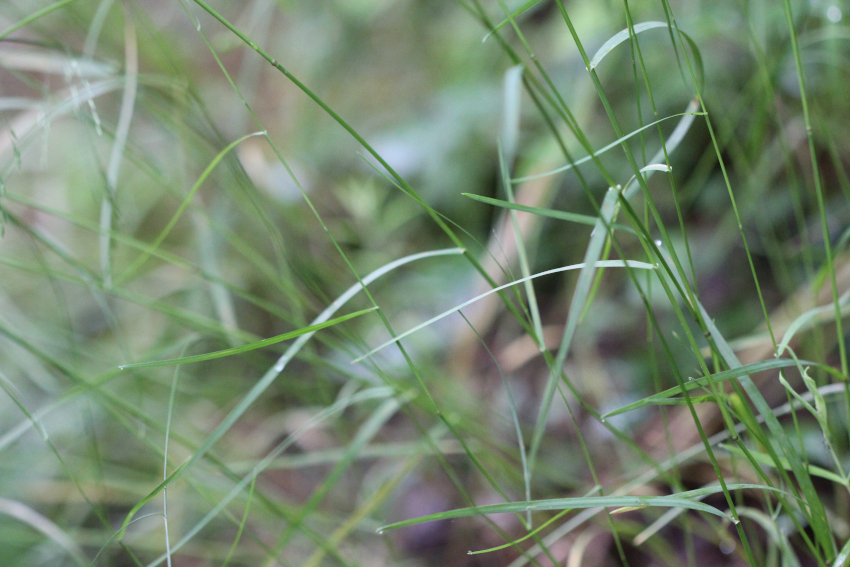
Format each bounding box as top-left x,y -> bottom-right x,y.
588,21 -> 704,90
512,112 -> 701,183
639,164 -> 671,174
119,307 -> 377,369
589,22 -> 669,69
379,495 -> 729,532
622,164 -> 671,191
351,259 -> 656,363
117,462 -> 190,540
777,291 -> 850,356
462,193 -> 636,234
469,509 -> 571,555
622,97 -> 699,200
602,358 -> 842,418
116,131 -> 265,284
378,483 -> 790,532
89,514 -> 161,566
0,0 -> 80,40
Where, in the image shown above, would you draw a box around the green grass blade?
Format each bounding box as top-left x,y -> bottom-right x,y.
380,481 -> 793,533
588,21 -> 704,90
622,98 -> 699,200
142,386 -> 394,567
89,514 -> 160,567
221,476 -> 255,567
0,0 -> 80,40
603,358 -> 842,418
641,395 -> 715,407
352,259 -> 656,363
512,112 -> 701,183
834,538 -> 850,567
693,286 -> 836,557
482,0 -> 542,42
469,509 -> 571,555
462,192 -> 636,234
117,461 -> 190,540
267,396 -> 407,560
379,495 -> 732,531
781,0 -> 848,383
118,307 -> 377,369
589,22 -> 669,69
527,187 -> 622,479
499,63 -> 544,353
720,444 -> 846,486
99,4 -> 137,289
162,345 -> 189,567
379,483 -> 793,532
116,131 -> 265,284
460,311 -> 532,528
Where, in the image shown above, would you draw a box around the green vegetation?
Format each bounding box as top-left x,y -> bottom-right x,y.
1,0 -> 850,565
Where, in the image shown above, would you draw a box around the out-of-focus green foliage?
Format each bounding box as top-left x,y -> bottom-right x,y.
1,0 -> 850,565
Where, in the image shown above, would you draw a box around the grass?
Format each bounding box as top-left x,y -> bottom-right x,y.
1,0 -> 850,565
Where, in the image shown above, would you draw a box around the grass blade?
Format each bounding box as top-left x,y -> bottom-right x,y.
352,259 -> 655,363
0,0 -> 80,40
603,358 -> 843,418
527,187 -> 622,479
482,0 -> 542,42
159,248 -> 463,485
589,22 -> 669,69
119,307 -> 377,369
720,444 -> 846,485
462,192 -> 636,234
99,4 -> 137,289
116,131 -> 265,284
512,112 -> 701,184
379,482 -> 794,533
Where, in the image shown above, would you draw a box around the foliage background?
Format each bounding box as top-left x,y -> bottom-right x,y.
1,0 -> 849,566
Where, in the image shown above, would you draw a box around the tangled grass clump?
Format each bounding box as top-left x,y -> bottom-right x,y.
1,1 -> 850,566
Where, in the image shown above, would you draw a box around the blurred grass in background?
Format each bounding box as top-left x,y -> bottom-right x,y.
2,0 -> 850,565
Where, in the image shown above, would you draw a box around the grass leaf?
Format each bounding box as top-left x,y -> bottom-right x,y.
119,307 -> 378,369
